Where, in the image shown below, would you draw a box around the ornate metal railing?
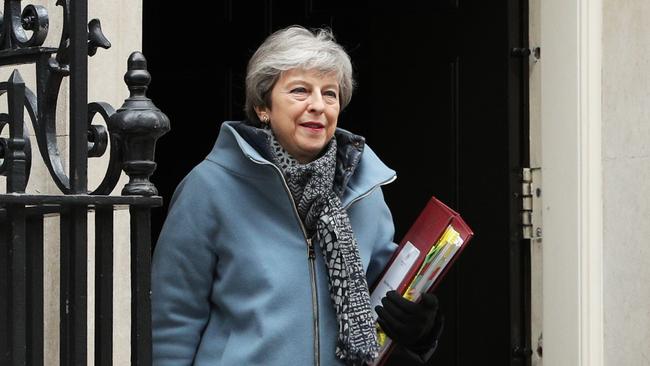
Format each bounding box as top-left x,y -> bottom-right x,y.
0,1 -> 169,365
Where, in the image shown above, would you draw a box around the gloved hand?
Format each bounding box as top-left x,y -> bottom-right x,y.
375,291 -> 441,350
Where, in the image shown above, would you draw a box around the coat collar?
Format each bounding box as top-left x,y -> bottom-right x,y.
206,121 -> 396,207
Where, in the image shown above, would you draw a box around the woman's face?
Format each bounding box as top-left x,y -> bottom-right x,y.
258,68 -> 340,164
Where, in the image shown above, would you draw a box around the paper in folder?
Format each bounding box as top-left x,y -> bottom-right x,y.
369,196 -> 474,365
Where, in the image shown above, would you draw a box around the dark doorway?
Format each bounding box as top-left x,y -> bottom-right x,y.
143,1 -> 530,365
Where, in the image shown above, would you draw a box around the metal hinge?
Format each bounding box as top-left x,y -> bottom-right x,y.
511,46 -> 541,62
522,167 -> 542,240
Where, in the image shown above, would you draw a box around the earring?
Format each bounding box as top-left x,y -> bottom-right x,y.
261,114 -> 269,124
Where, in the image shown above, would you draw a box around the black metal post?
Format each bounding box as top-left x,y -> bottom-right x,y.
60,207 -> 88,366
95,206 -> 114,366
8,204 -> 27,366
130,206 -> 153,366
70,0 -> 88,193
4,68 -> 28,366
0,216 -> 9,365
59,212 -> 72,365
26,214 -> 44,366
60,1 -> 90,364
7,70 -> 26,193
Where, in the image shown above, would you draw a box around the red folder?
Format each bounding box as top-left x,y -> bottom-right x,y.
371,196 -> 474,365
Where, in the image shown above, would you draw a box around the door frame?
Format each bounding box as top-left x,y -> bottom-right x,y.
540,0 -> 603,365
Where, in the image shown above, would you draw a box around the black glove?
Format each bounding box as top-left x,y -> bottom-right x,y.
375,291 -> 441,350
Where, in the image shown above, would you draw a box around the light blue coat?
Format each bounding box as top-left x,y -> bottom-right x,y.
152,121 -> 398,365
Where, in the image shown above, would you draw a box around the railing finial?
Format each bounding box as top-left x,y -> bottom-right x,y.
109,51 -> 170,197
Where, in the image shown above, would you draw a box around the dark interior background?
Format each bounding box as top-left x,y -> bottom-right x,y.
143,1 -> 531,365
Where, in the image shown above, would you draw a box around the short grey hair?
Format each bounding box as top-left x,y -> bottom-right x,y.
244,26 -> 355,124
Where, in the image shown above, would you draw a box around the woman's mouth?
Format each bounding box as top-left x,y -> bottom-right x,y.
299,122 -> 325,131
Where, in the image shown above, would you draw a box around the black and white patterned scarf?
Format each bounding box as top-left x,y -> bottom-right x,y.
267,132 -> 379,365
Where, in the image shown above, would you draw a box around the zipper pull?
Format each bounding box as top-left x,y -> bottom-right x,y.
307,238 -> 316,259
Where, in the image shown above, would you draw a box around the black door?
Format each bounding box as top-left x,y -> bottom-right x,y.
144,1 -> 530,365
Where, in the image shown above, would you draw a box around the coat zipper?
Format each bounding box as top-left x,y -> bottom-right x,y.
306,237 -> 320,366
246,154 -> 396,366
246,156 -> 320,366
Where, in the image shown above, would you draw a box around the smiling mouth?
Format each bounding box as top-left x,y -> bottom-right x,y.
299,122 -> 325,130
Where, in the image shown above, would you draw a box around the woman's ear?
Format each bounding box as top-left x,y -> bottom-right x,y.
254,106 -> 270,124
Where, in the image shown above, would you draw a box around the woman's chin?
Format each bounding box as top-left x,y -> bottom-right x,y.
293,142 -> 328,163
296,135 -> 327,149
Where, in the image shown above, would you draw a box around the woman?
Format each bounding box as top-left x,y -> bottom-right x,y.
152,26 -> 442,366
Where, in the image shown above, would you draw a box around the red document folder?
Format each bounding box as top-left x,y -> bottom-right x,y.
370,196 -> 474,365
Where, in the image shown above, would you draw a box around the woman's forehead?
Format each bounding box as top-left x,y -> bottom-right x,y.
279,68 -> 340,86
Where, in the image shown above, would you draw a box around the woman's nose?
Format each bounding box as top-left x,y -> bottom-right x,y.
308,92 -> 326,113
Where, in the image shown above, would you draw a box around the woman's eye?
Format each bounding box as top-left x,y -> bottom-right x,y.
324,90 -> 338,98
290,87 -> 308,94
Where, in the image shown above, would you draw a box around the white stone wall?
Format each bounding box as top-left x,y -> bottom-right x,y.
602,1 -> 650,365
0,1 -> 142,364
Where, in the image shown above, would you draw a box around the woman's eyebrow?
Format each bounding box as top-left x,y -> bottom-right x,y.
285,77 -> 314,84
285,79 -> 339,92
284,78 -> 338,89
283,79 -> 308,89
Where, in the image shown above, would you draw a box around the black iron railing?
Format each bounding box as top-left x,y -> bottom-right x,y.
0,1 -> 169,365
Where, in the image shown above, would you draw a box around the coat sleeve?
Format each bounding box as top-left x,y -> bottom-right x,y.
152,170 -> 219,366
364,187 -> 399,286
